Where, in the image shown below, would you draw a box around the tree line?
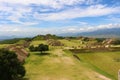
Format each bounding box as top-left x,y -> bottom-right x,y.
29,44 -> 49,53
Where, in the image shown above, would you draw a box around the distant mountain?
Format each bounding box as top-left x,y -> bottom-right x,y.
0,36 -> 14,41
0,28 -> 120,40
58,28 -> 120,38
0,35 -> 28,41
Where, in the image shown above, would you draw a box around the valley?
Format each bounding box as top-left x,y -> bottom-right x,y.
0,35 -> 120,80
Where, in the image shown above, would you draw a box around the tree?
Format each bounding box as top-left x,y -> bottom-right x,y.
29,45 -> 35,51
29,44 -> 49,54
44,45 -> 49,52
111,39 -> 120,45
0,49 -> 26,80
37,44 -> 49,53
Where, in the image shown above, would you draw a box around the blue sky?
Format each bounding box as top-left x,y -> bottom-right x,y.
0,0 -> 120,37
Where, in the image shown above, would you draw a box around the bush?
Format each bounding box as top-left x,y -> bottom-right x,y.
29,44 -> 49,54
38,44 -> 49,53
0,49 -> 26,80
29,45 -> 36,51
111,39 -> 120,45
96,38 -> 106,42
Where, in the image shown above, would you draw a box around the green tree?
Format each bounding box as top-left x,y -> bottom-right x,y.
44,45 -> 49,51
0,49 -> 26,80
29,45 -> 35,51
111,39 -> 120,45
38,44 -> 49,53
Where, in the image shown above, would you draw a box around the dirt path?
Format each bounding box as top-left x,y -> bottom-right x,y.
52,49 -> 112,80
95,73 -> 111,80
52,49 -> 75,65
53,49 -> 64,57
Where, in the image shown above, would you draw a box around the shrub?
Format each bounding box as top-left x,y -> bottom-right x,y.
29,44 -> 49,54
0,49 -> 26,80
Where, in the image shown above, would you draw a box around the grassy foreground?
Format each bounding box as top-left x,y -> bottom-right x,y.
0,39 -> 119,80
77,51 -> 120,80
24,40 -> 112,80
25,49 -> 112,80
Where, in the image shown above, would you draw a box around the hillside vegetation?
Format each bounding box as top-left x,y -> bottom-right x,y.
0,34 -> 120,80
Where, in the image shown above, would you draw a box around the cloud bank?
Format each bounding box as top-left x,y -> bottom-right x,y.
0,0 -> 120,36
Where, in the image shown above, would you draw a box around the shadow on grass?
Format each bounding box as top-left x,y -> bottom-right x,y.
34,52 -> 50,56
18,78 -> 29,80
22,78 -> 29,80
69,49 -> 93,54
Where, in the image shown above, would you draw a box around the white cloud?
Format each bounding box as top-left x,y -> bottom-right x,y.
97,23 -> 120,29
0,0 -> 98,8
0,3 -> 32,23
34,4 -> 120,21
68,28 -> 76,31
0,24 -> 60,36
0,0 -> 119,23
77,21 -> 88,25
0,0 -> 119,37
0,0 -> 75,9
61,23 -> 120,33
106,15 -> 120,22
0,23 -> 120,36
0,5 -> 12,12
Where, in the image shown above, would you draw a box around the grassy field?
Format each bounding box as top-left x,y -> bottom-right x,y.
1,39 -> 119,80
76,51 -> 120,80
24,40 -> 114,80
30,40 -> 47,46
0,44 -> 10,48
24,49 -> 112,80
59,39 -> 83,47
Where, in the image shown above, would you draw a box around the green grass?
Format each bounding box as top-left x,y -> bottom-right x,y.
25,52 -> 92,80
59,39 -> 84,48
30,40 -> 47,46
24,39 -> 119,80
1,38 -> 120,80
77,51 -> 120,80
0,44 -> 10,48
24,46 -> 109,80
15,40 -> 26,44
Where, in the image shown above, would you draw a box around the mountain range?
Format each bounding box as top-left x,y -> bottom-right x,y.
0,28 -> 120,40
58,28 -> 120,38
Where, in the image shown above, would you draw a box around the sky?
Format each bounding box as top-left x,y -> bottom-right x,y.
0,0 -> 120,37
